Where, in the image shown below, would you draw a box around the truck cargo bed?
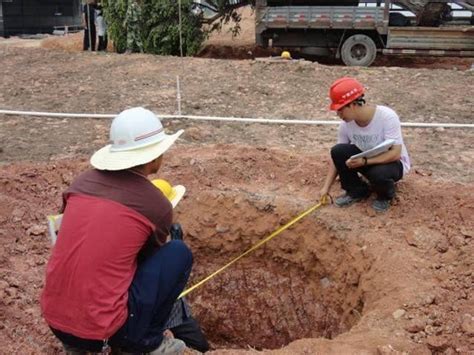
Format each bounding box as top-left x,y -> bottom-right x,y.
257,6 -> 386,30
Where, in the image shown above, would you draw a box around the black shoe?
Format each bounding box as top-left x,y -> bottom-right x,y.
372,199 -> 391,212
170,223 -> 184,241
334,193 -> 368,207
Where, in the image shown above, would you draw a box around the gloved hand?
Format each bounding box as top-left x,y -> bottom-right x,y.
170,223 -> 184,241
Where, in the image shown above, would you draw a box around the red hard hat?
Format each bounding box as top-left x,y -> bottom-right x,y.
329,77 -> 365,111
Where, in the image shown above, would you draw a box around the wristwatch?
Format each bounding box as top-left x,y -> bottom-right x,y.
363,157 -> 368,166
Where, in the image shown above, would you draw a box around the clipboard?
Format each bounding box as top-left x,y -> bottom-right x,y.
350,139 -> 396,160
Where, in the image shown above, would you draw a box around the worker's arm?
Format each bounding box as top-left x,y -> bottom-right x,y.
317,123 -> 347,200
318,159 -> 338,200
137,225 -> 170,263
346,144 -> 402,169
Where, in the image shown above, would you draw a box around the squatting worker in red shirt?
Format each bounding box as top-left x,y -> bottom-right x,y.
41,107 -> 192,354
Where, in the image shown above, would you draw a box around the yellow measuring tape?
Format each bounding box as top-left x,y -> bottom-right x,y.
179,195 -> 330,298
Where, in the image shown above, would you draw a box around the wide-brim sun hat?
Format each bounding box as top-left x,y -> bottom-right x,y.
151,179 -> 186,208
91,107 -> 184,171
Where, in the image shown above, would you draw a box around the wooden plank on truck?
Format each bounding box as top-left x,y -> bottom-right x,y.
387,26 -> 474,51
382,48 -> 474,56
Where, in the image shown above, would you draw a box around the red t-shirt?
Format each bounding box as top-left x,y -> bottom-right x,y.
41,169 -> 173,340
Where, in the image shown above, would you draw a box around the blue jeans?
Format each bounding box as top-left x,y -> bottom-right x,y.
331,143 -> 403,200
51,240 -> 193,353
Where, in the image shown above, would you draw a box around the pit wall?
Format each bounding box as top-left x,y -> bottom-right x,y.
177,190 -> 372,349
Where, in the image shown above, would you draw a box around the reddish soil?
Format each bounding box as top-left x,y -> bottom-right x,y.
1,147 -> 473,354
0,9 -> 473,354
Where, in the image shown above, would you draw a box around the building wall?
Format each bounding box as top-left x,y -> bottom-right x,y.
1,0 -> 82,36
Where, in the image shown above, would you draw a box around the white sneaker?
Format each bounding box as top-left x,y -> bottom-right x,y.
148,337 -> 186,355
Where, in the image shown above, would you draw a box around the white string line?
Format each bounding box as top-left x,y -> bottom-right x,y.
0,109 -> 473,128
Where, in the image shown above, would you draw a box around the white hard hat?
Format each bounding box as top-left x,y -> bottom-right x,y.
91,107 -> 183,171
109,107 -> 167,151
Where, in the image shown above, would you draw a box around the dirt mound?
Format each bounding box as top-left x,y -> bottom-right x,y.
40,32 -> 115,52
41,32 -> 83,52
0,145 -> 473,353
205,7 -> 255,47
198,44 -> 274,60
0,36 -> 43,48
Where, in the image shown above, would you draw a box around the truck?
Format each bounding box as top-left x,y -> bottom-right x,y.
255,0 -> 474,66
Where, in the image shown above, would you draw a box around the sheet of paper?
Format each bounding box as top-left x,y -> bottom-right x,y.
47,214 -> 63,245
350,139 -> 396,160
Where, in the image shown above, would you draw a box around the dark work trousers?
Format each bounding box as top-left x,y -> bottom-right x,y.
51,240 -> 193,353
170,316 -> 210,353
331,143 -> 403,200
83,26 -> 96,51
98,35 -> 108,51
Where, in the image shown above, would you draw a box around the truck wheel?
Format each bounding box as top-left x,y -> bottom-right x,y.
341,34 -> 377,67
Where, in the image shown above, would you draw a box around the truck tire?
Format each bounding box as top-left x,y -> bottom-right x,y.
341,34 -> 377,67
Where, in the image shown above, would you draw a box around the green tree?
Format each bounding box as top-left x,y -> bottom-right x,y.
102,0 -> 128,53
103,0 -> 206,55
102,0 -> 252,56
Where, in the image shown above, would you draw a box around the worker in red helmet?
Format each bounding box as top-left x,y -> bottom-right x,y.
318,77 -> 411,212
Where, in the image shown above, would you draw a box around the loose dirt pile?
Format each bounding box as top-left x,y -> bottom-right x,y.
0,23 -> 473,354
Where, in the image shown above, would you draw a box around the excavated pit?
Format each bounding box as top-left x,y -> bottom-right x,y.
178,190 -> 370,350
1,148 -> 473,353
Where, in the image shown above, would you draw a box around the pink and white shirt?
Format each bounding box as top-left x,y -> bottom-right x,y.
338,105 -> 410,174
